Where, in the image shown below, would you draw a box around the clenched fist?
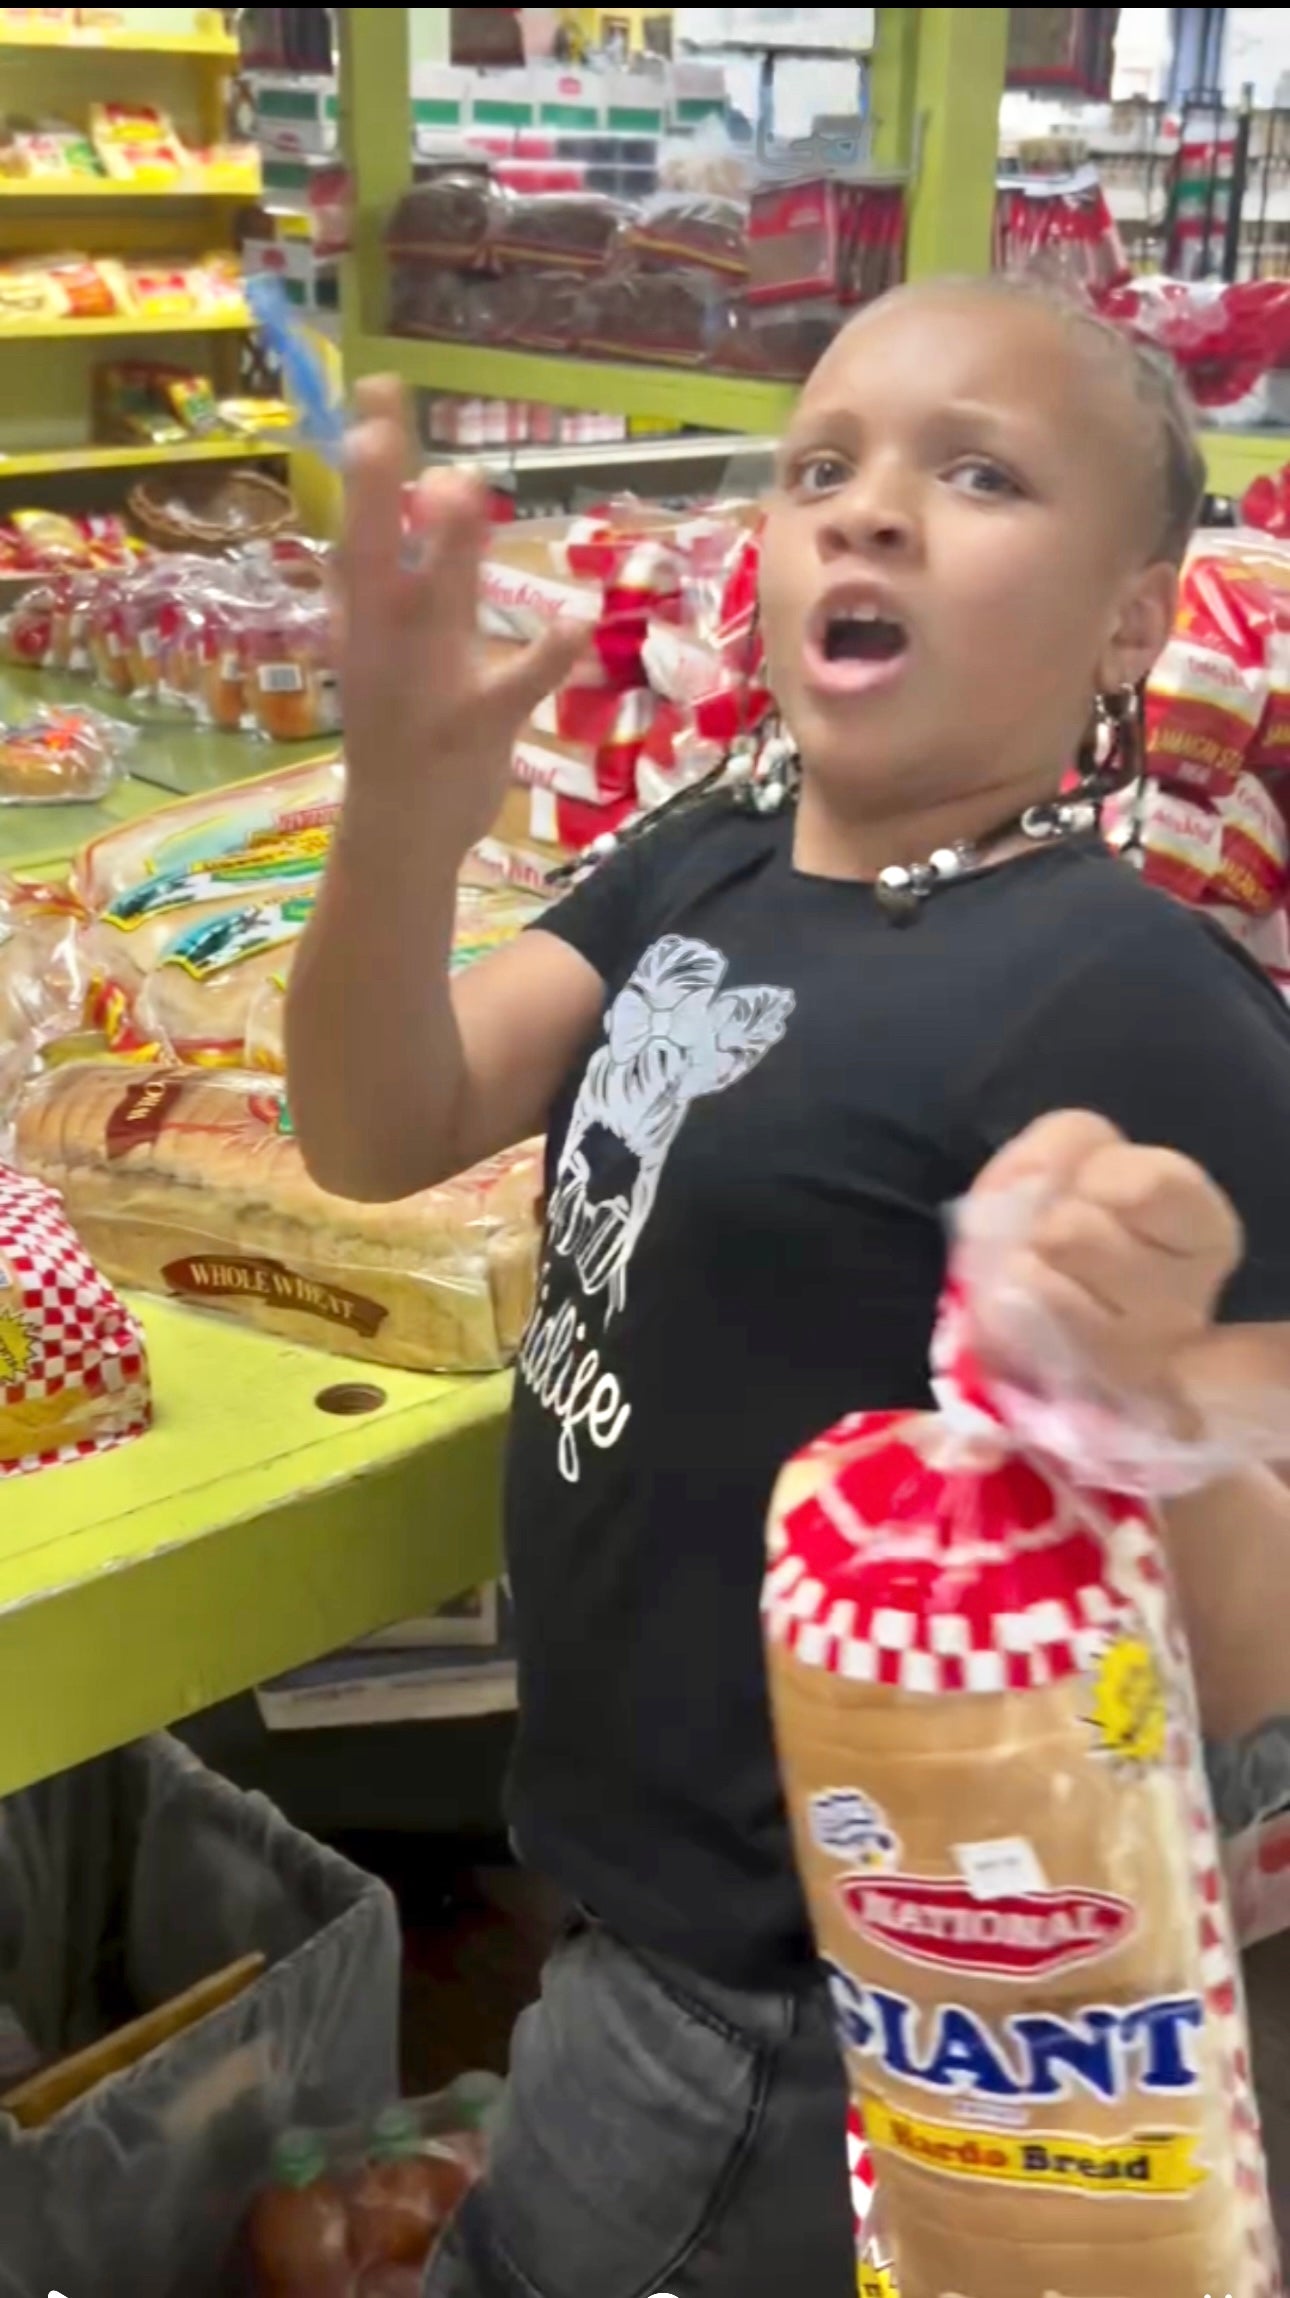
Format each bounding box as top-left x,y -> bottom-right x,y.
965,1109 -> 1243,1406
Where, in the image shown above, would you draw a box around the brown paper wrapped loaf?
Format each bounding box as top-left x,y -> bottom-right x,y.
15,1063 -> 542,1373
765,1415 -> 1277,2298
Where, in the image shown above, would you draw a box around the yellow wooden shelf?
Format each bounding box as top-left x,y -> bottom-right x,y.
0,307 -> 250,342
1200,428 -> 1290,495
0,1295 -> 511,1798
0,436 -> 288,478
353,332 -> 796,432
0,169 -> 261,198
0,26 -> 237,57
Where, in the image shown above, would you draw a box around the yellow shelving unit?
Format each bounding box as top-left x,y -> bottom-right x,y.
0,9 -> 273,496
342,10 -> 1012,440
349,333 -> 797,432
0,305 -> 249,340
341,8 -> 1290,492
0,169 -> 260,196
0,435 -> 287,476
0,21 -> 237,54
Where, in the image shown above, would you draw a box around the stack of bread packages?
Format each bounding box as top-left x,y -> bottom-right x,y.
1113,526 -> 1290,995
765,1230 -> 1282,2296
2,760 -> 552,1376
480,499 -> 771,859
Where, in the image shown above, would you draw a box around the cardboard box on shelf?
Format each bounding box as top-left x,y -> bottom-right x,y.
246,73 -> 340,160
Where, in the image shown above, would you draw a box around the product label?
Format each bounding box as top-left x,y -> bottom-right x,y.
162,1255 -> 387,1337
953,1837 -> 1048,1902
160,895 -> 314,981
862,2096 -> 1203,2199
1088,1636 -> 1168,1767
106,835 -> 327,929
838,1875 -> 1136,1982
825,1966 -> 1203,2106
258,662 -> 305,694
858,2266 -> 897,2297
106,1077 -> 187,1160
810,1789 -> 899,1869
0,1258 -> 31,1387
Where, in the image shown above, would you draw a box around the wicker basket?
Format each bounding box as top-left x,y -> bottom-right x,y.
127,468 -> 296,556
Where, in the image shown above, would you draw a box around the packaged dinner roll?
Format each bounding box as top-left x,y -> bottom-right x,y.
0,1163 -> 149,1477
765,1252 -> 1281,2298
15,1063 -> 541,1375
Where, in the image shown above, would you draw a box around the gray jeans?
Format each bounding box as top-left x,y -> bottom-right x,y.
423,1914 -> 855,2298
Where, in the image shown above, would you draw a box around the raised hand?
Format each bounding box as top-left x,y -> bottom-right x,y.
336,376 -> 586,859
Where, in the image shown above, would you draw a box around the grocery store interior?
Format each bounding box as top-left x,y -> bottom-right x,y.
4,5 -> 1290,2293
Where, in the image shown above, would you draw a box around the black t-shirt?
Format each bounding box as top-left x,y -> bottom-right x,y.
503,801 -> 1290,1989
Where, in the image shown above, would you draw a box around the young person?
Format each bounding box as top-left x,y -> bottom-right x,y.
289,279 -> 1290,2297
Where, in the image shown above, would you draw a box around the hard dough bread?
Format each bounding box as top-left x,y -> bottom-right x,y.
15,1063 -> 543,1374
765,1417 -> 1276,2298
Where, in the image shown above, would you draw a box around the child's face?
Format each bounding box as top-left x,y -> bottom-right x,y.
758,286 -> 1176,816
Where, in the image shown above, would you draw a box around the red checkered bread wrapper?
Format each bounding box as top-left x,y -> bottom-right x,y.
765,1194 -> 1283,2298
0,1163 -> 149,1478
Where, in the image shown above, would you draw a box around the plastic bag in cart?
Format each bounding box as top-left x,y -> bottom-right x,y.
244,2073 -> 502,2295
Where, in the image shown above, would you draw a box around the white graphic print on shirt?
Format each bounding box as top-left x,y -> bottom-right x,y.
519,934 -> 795,1482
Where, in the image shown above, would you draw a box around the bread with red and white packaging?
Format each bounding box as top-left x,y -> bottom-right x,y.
14,1063 -> 543,1375
0,1163 -> 149,1479
1109,773 -> 1288,919
479,522 -> 603,645
1146,534 -> 1273,798
516,695 -> 654,809
764,1212 -> 1282,2297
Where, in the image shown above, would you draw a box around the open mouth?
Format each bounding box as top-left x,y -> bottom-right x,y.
806,599 -> 910,697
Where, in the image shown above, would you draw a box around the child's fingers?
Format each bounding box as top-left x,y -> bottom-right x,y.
483,618 -> 591,729
1076,1141 -> 1243,1273
1029,1196 -> 1224,1340
971,1109 -> 1123,1204
400,466 -> 489,650
341,378 -> 412,596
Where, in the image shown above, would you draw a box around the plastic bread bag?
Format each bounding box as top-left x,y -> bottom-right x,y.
246,2074 -> 501,2296
135,892 -> 317,1068
0,874 -> 88,1122
1105,769 -> 1289,921
72,755 -> 345,911
0,1161 -> 149,1478
246,590 -> 340,743
1145,532 -> 1273,800
81,830 -> 332,1058
13,1063 -> 543,1375
138,879 -> 544,1074
764,1183 -> 1284,2298
0,704 -> 135,806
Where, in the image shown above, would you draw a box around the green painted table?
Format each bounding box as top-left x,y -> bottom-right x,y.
0,660 -> 326,870
0,1301 -> 511,1800
0,675 -> 512,1798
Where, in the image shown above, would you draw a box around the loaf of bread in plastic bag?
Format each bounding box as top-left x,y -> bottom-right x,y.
16,1063 -> 542,1374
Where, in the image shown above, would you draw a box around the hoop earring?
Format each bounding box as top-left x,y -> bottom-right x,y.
1076,680 -> 1144,804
